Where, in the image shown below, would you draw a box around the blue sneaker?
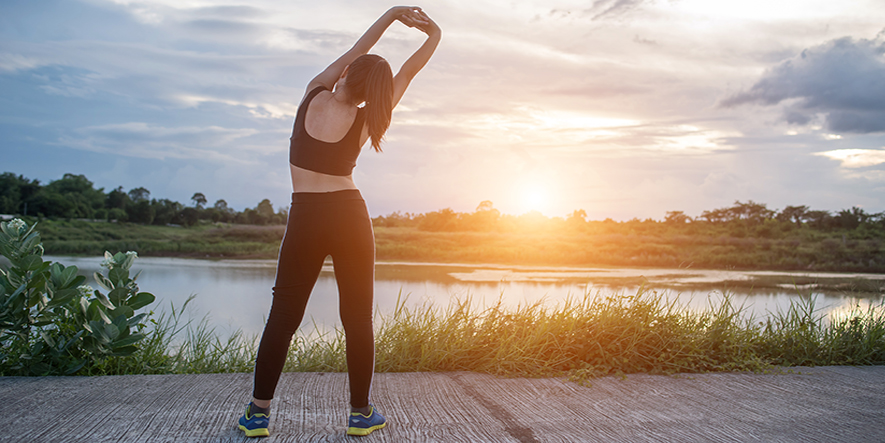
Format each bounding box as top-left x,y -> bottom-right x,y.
346,404 -> 387,436
238,403 -> 270,438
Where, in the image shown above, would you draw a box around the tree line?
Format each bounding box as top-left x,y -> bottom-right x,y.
374,200 -> 885,238
4,172 -> 884,238
0,172 -> 286,226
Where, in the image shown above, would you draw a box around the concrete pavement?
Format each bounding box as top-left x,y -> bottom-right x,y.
1,366 -> 883,442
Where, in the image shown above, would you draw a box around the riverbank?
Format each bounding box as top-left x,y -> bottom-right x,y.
2,366 -> 883,442
34,219 -> 885,273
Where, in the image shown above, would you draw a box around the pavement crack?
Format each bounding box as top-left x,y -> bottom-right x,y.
448,373 -> 539,443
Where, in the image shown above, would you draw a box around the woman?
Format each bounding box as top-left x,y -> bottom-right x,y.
238,6 -> 441,438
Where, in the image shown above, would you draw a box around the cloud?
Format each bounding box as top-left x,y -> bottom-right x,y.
4,0 -> 885,219
584,0 -> 651,20
549,0 -> 651,21
721,32 -> 885,133
0,53 -> 42,72
58,122 -> 263,162
815,148 -> 885,169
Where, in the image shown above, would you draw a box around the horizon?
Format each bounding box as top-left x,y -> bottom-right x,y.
2,169 -> 876,222
2,0 -> 885,220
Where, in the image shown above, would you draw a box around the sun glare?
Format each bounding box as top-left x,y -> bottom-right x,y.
515,183 -> 550,215
531,109 -> 639,130
525,189 -> 545,211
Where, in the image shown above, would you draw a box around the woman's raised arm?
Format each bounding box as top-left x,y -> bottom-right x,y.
306,7 -> 428,94
392,11 -> 441,108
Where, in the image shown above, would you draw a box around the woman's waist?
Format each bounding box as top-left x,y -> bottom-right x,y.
290,188 -> 364,204
290,164 -> 358,193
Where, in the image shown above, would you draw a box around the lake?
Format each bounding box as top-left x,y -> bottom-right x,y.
40,255 -> 885,340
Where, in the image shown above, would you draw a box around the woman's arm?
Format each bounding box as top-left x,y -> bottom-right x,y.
392,11 -> 441,108
306,7 -> 427,93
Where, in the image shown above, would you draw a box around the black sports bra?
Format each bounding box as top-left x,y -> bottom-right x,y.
289,86 -> 366,176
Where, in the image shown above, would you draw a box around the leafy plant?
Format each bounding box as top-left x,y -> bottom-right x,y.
0,219 -> 155,375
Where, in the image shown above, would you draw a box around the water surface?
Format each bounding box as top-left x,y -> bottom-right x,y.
41,256 -> 885,339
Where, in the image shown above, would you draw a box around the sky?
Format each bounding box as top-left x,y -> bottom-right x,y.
2,0 -> 885,220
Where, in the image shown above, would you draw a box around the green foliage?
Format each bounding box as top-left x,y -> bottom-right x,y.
0,171 -> 286,226
89,296 -> 258,375
0,219 -> 156,375
75,286 -> 885,379
278,289 -> 885,383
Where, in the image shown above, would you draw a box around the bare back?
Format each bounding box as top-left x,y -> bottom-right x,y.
290,90 -> 370,192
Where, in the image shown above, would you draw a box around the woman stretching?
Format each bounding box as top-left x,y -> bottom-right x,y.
238,6 -> 441,438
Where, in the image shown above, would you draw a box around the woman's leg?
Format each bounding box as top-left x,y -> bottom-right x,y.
252,202 -> 327,402
330,199 -> 376,409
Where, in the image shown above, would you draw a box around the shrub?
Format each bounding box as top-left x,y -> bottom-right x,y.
0,219 -> 155,375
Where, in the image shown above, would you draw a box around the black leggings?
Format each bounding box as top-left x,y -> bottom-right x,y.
252,189 -> 375,408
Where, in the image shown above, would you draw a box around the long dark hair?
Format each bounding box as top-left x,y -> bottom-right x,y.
345,54 -> 393,152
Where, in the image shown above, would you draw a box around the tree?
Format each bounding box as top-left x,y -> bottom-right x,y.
127,200 -> 154,224
728,200 -> 774,224
699,207 -> 730,223
476,200 -> 495,212
106,186 -> 131,211
179,207 -> 199,227
804,210 -> 832,229
665,211 -> 691,224
214,199 -> 230,212
256,199 -> 274,218
777,205 -> 809,227
191,192 -> 207,209
834,207 -> 869,230
128,187 -> 150,202
464,200 -> 500,231
107,208 -> 127,222
209,199 -> 234,223
28,190 -> 75,218
566,209 -> 588,231
0,173 -> 40,215
418,208 -> 458,231
27,174 -> 104,219
152,199 -> 183,225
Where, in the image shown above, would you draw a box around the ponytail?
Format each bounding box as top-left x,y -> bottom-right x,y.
346,54 -> 394,152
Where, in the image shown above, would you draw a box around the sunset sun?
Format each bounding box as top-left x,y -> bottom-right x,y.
520,186 -> 548,214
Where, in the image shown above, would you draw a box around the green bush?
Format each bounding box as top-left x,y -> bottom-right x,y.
0,219 -> 155,375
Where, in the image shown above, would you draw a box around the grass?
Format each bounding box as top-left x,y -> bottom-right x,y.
82,296 -> 259,375
34,219 -> 885,272
85,288 -> 885,382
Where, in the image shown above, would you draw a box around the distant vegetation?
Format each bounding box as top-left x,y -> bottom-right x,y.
3,172 -> 885,272
370,200 -> 885,272
0,172 -> 286,226
376,199 -> 885,236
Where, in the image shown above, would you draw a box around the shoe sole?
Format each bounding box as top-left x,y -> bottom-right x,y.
346,421 -> 386,436
239,424 -> 270,437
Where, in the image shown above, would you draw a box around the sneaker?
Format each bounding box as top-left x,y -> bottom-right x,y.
346,404 -> 387,436
238,402 -> 270,438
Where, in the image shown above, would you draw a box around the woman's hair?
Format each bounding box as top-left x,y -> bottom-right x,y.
345,54 -> 393,152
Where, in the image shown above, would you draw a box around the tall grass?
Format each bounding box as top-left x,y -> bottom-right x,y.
89,289 -> 885,380
85,296 -> 259,375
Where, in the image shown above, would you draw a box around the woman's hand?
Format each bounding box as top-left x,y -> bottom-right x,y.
389,6 -> 428,28
410,10 -> 440,36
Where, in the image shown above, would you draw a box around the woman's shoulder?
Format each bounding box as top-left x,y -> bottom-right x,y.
308,84 -> 329,94
300,84 -> 331,106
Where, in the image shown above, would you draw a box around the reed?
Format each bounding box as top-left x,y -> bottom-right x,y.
287,288 -> 884,382
91,289 -> 885,380
85,296 -> 258,375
